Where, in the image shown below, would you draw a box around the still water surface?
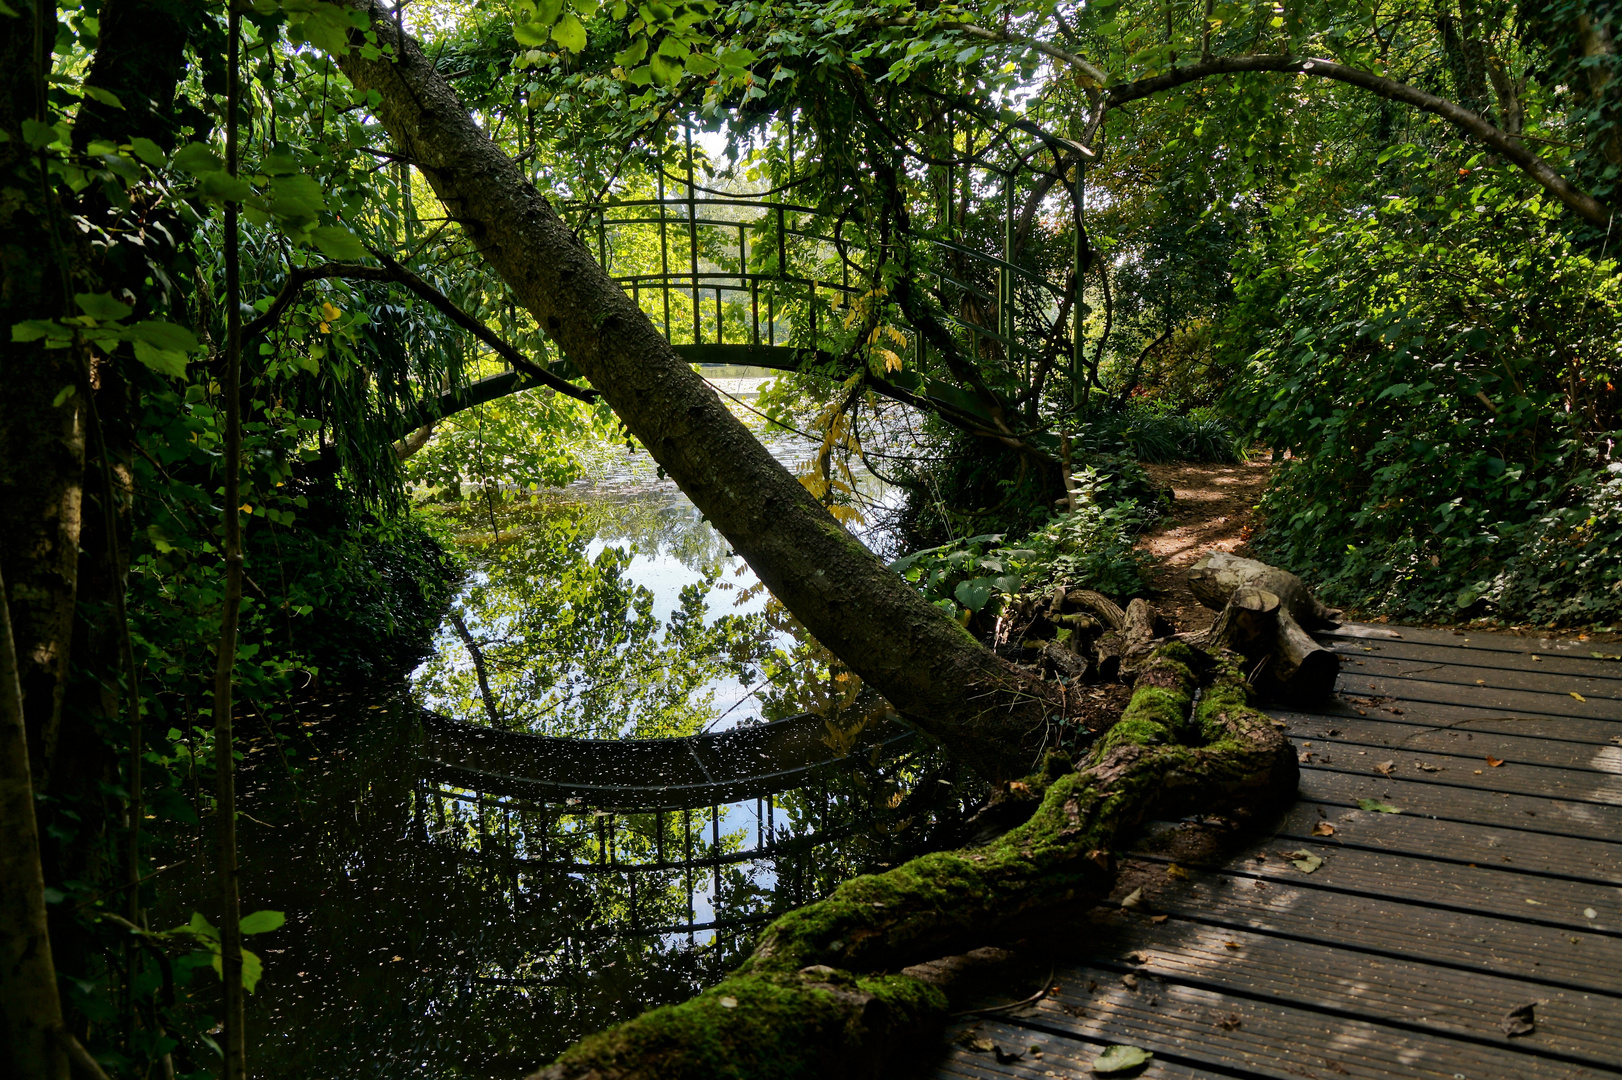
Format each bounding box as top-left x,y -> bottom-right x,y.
196,375 -> 977,1077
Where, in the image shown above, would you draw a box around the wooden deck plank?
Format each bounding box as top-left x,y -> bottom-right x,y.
928,623 -> 1622,1080
1335,671 -> 1622,721
1060,915 -> 1622,1067
1323,637 -> 1622,683
1276,714 -> 1622,775
1297,748 -> 1622,807
1108,867 -> 1622,995
1340,653 -> 1622,700
1264,800 -> 1622,886
938,1019 -> 1224,1080
1002,967 -> 1611,1080
1132,839 -> 1621,935
1324,624 -> 1611,656
1298,764 -> 1622,840
1278,698 -> 1622,746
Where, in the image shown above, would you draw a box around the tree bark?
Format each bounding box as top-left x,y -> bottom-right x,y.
334,2 -> 1061,781
1186,551 -> 1341,630
0,560 -> 70,1080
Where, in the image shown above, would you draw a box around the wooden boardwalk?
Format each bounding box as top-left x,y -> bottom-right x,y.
931,624 -> 1622,1080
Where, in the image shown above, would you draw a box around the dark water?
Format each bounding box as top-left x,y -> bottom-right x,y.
180,378 -> 976,1078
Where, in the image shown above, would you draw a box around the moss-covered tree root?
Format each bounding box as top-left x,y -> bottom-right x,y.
531,643 -> 1296,1080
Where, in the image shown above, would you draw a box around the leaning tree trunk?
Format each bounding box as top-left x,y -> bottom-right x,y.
333,2 -> 1059,781
531,643 -> 1297,1080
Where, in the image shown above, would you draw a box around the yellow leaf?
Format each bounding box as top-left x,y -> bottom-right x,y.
828,504 -> 864,524
318,322 -> 331,334
239,504 -> 253,515
1570,691 -> 1586,702
320,301 -> 342,322
875,347 -> 903,372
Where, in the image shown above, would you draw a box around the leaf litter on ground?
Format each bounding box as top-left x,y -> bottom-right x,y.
1280,849 -> 1324,873
1358,798 -> 1402,813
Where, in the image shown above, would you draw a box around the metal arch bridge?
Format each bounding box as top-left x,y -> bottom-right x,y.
404,140 -> 1084,436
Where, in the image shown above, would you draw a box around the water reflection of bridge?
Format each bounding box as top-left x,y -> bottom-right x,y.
414,707 -> 960,943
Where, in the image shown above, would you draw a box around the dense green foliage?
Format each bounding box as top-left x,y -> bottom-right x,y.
1229,154 -> 1622,624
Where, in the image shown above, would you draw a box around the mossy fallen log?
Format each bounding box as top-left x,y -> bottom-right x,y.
530,643 -> 1295,1080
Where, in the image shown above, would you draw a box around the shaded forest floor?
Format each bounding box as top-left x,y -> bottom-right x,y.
1138,459 -> 1273,634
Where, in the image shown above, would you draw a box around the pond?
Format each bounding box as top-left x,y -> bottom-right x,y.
191,373 -> 985,1078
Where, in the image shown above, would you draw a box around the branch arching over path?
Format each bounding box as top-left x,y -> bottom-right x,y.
334,0 -> 1062,782
1103,54 -> 1614,228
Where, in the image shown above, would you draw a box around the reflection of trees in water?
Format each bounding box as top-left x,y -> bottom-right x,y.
206,699 -> 982,1080
415,501 -> 778,738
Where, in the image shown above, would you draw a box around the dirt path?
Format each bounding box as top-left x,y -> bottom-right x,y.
1138,459 -> 1273,635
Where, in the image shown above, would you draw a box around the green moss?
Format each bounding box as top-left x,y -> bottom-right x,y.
543,966 -> 948,1080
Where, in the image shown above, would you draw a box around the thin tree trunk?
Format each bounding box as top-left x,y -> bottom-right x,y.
0,559 -> 70,1080
334,2 -> 1061,782
212,11 -> 248,1078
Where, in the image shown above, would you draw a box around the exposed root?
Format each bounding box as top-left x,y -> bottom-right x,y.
530,643 -> 1296,1080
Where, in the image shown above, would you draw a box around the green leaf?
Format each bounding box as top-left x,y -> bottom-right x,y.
1283,849 -> 1324,873
1092,1045 -> 1153,1073
514,21 -> 552,46
128,137 -> 165,167
684,51 -> 717,75
648,51 -> 683,85
83,85 -> 124,109
310,225 -> 370,261
12,320 -> 69,342
614,36 -> 649,66
75,293 -> 134,321
241,947 -> 264,993
198,172 -> 254,201
1357,798 -> 1402,814
260,148 -> 302,175
21,118 -> 59,149
209,945 -> 265,993
133,339 -> 188,378
172,142 -> 224,174
239,909 -> 286,935
176,911 -> 219,940
127,320 -> 200,353
953,577 -> 996,613
552,13 -> 586,52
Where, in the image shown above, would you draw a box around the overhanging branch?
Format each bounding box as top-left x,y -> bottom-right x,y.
1106,54 -> 1614,228
242,257 -> 600,404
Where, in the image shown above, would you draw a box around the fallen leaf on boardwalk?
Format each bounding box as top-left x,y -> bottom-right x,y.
1415,762 -> 1444,772
1487,756 -> 1505,767
1585,908 -> 1598,919
961,1035 -> 995,1053
1375,759 -> 1396,775
994,1045 -> 1024,1064
1325,1062 -> 1349,1075
1570,691 -> 1586,702
1223,941 -> 1242,950
1282,849 -> 1324,873
1121,974 -> 1139,990
1092,1045 -> 1154,1074
1524,898 -> 1544,905
1150,914 -> 1169,923
1499,1002 -> 1536,1037
1358,798 -> 1402,814
1217,1014 -> 1241,1031
1165,864 -> 1192,880
1311,821 -> 1336,836
1119,888 -> 1144,910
